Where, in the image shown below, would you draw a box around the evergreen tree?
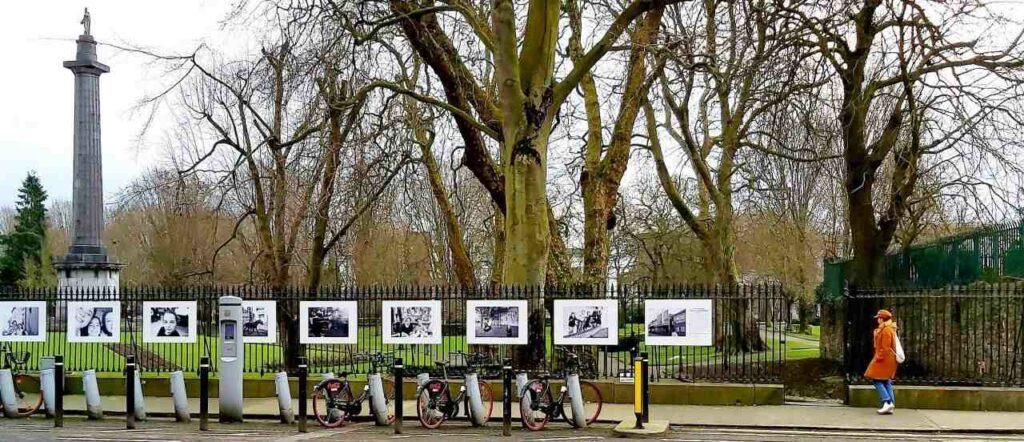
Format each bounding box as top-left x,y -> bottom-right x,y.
0,173 -> 49,286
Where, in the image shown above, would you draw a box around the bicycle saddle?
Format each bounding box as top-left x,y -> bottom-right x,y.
435,360 -> 450,367
339,371 -> 351,377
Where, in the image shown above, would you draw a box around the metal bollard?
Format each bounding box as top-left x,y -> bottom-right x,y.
394,358 -> 403,435
54,355 -> 64,428
199,356 -> 210,431
502,359 -> 512,437
126,355 -> 136,429
297,357 -> 308,433
641,352 -> 650,423
633,356 -> 643,430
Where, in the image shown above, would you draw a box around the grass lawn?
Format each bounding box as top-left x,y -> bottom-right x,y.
8,323 -> 819,376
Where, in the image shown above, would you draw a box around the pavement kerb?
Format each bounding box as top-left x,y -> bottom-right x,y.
43,410 -> 1024,435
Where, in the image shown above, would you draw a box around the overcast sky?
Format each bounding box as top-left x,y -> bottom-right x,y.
0,1 -> 239,208
2,1 -> 1022,211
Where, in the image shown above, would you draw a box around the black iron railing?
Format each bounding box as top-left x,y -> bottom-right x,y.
0,284 -> 789,383
844,284 -> 1024,387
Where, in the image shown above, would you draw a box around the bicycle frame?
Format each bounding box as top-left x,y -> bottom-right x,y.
520,350 -> 600,430
424,365 -> 468,417
419,353 -> 491,426
524,380 -> 568,419
313,353 -> 394,428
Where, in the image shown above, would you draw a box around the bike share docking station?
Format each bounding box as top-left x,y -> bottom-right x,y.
219,295 -> 244,422
613,352 -> 669,437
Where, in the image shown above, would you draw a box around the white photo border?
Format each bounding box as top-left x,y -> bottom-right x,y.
142,301 -> 198,343
241,300 -> 277,344
299,301 -> 358,344
466,300 -> 528,345
0,301 -> 46,343
67,301 -> 120,343
553,299 -> 619,346
644,299 -> 713,346
382,300 -> 442,345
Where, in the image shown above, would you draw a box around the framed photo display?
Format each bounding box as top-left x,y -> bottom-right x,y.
299,301 -> 357,344
242,300 -> 277,344
466,300 -> 528,345
0,301 -> 46,342
142,301 -> 198,343
383,300 -> 442,344
644,299 -> 713,346
67,301 -> 120,343
553,299 -> 618,346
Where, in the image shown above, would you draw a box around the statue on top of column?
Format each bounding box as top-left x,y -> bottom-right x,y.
81,8 -> 91,36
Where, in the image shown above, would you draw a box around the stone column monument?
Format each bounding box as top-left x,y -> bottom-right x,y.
55,9 -> 122,292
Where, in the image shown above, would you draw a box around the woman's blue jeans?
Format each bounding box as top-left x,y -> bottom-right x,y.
872,379 -> 895,405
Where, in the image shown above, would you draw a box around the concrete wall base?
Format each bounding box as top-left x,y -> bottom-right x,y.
38,375 -> 784,406
849,385 -> 1024,411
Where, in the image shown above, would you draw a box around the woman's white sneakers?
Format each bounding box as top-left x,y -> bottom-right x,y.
877,402 -> 895,415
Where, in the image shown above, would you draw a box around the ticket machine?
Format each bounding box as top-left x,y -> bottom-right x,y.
219,296 -> 244,422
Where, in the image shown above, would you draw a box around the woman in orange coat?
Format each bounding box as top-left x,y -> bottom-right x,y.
865,309 -> 898,414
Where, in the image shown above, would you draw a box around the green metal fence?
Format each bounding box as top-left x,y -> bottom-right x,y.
823,221 -> 1024,300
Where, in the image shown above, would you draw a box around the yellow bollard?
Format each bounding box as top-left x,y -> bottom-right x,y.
633,357 -> 643,429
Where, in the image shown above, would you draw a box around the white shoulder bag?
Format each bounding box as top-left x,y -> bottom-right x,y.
893,330 -> 906,364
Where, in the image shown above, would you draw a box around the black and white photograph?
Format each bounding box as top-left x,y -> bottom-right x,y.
466,300 -> 528,345
0,301 -> 45,342
383,300 -> 442,344
242,300 -> 276,344
67,301 -> 120,343
553,299 -> 618,346
142,301 -> 197,343
299,301 -> 357,344
644,299 -> 713,346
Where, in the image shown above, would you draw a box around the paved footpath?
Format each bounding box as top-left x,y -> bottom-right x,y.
41,394 -> 1024,434
3,417 -> 1024,442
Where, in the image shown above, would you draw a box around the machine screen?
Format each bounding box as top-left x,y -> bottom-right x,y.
224,322 -> 236,341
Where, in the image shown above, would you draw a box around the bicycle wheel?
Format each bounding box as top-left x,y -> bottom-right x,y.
12,374 -> 43,417
563,380 -> 603,427
417,380 -> 450,429
475,380 -> 495,421
519,380 -> 553,431
380,378 -> 397,424
312,379 -> 349,428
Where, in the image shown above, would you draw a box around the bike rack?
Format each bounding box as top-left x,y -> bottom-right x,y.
83,369 -> 103,420
170,370 -> 190,423
565,373 -> 587,428
0,368 -> 19,418
275,371 -> 295,424
465,371 -> 488,426
368,372 -> 391,426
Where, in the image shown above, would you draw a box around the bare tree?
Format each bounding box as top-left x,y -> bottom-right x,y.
642,0 -> 825,351
782,0 -> 1024,284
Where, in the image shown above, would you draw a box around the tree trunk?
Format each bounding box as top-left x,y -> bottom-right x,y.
703,218 -> 768,353
491,205 -> 506,287
418,138 -> 478,288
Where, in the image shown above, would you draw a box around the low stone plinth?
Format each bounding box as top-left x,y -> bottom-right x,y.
849,385 -> 1024,411
613,419 -> 670,438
